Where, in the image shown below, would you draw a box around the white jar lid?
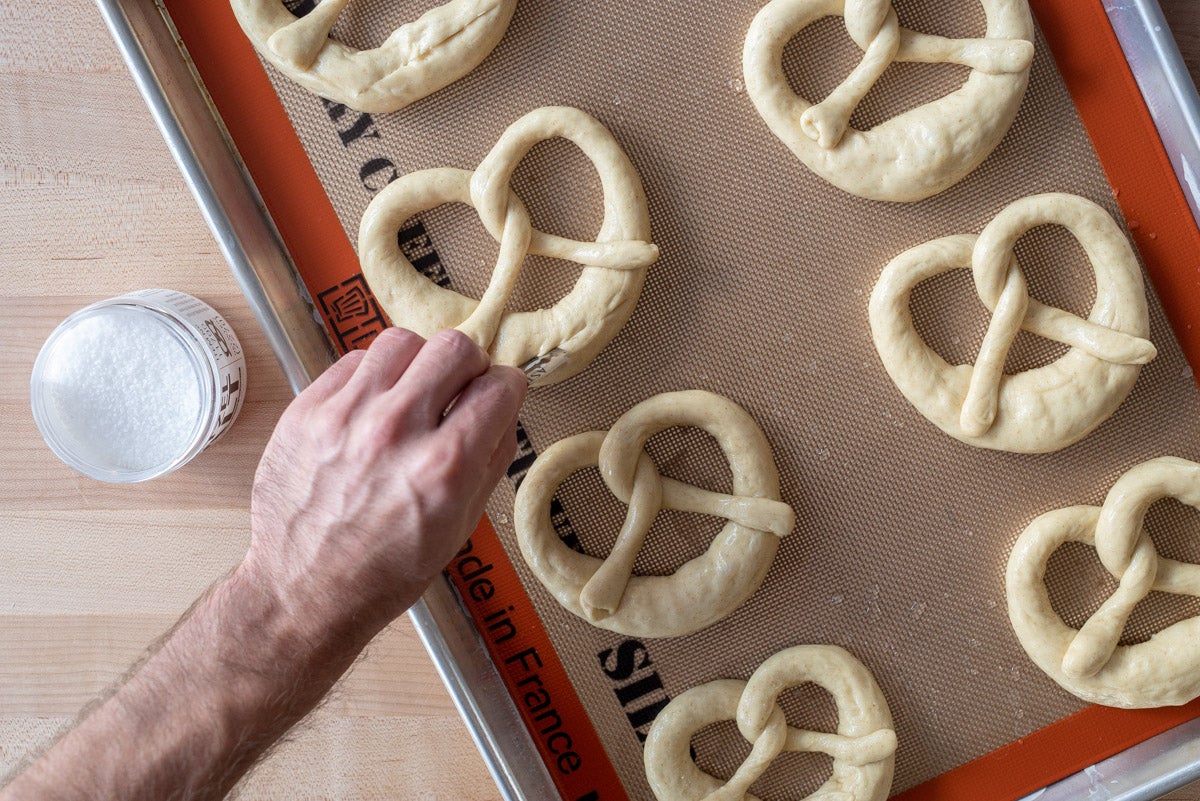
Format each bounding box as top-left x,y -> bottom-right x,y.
30,303 -> 212,483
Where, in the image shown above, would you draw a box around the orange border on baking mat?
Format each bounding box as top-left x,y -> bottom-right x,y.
161,3 -> 628,800
1032,0 -> 1200,371
160,0 -> 1200,799
898,0 -> 1200,798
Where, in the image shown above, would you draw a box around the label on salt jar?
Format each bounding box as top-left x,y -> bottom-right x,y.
128,290 -> 247,447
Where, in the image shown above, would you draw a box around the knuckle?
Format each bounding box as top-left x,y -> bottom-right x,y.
312,395 -> 354,432
356,424 -> 396,460
478,367 -> 525,409
309,419 -> 347,453
498,431 -> 520,464
432,328 -> 485,364
407,436 -> 469,495
374,326 -> 423,350
340,347 -> 368,366
438,431 -> 470,471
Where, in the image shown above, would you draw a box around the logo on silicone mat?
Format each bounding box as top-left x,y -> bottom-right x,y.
598,640 -> 672,744
316,96 -> 407,195
282,0 -> 314,17
450,537 -> 597,789
316,275 -> 388,352
396,220 -> 452,289
305,74 -> 644,796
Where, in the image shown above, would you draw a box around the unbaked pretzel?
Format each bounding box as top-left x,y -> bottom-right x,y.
743,0 -> 1034,201
1007,457 -> 1200,708
231,0 -> 517,113
869,193 -> 1156,453
644,645 -> 896,801
359,106 -> 658,386
514,391 -> 795,638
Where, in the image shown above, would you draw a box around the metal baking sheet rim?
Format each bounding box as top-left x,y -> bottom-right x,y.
91,1 -> 1200,799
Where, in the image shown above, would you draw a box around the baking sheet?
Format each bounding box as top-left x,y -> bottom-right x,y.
186,0 -> 1200,797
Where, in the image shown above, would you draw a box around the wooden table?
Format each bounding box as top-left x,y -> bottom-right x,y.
0,1 -> 1196,798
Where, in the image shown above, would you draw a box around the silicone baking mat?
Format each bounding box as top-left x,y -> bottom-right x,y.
164,1 -> 1200,798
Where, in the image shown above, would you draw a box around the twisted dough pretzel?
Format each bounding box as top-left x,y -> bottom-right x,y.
644,645 -> 896,801
1007,457 -> 1200,708
869,193 -> 1156,453
359,106 -> 658,386
743,0 -> 1034,201
514,391 -> 795,638
231,0 -> 517,113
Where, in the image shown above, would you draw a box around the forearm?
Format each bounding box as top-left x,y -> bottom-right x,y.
3,559 -> 394,801
3,329 -> 522,800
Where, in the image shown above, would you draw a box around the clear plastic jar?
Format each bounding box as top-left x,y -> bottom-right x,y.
30,289 -> 247,483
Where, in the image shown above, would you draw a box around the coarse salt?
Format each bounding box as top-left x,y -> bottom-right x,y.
40,307 -> 203,472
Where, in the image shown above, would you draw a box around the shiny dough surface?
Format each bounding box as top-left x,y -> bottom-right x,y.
1007,457 -> 1200,708
644,645 -> 896,801
514,390 -> 795,638
869,193 -> 1155,453
231,0 -> 517,112
743,0 -> 1034,201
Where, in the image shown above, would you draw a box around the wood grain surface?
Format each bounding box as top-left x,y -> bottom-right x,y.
0,1 -> 1196,799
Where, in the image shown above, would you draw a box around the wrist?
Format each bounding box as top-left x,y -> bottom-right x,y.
234,546 -> 418,649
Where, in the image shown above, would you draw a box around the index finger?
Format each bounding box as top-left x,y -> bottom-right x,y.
440,364 -> 527,467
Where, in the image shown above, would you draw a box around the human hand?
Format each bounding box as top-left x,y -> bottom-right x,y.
245,328 -> 525,637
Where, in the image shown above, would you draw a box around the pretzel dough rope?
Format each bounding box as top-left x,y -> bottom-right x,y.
583,399 -> 794,621
869,193 -> 1155,452
359,106 -> 658,385
514,390 -> 795,638
958,195 -> 1156,436
743,0 -> 1033,202
1007,457 -> 1200,708
644,645 -> 896,801
457,108 -> 658,351
231,0 -> 517,113
801,0 -> 1034,149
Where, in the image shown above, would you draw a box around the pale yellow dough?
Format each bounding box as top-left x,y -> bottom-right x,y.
1007,457 -> 1200,708
230,0 -> 517,113
513,390 -> 795,638
644,645 -> 896,801
743,0 -> 1034,202
358,106 -> 658,386
869,193 -> 1156,454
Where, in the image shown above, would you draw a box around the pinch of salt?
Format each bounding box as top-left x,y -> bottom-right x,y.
42,310 -> 204,472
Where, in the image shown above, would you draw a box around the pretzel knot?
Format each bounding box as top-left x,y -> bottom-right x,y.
644,645 -> 896,801
359,106 -> 658,386
514,390 -> 795,638
743,0 -> 1035,201
231,0 -> 518,113
1007,457 -> 1200,708
869,193 -> 1156,454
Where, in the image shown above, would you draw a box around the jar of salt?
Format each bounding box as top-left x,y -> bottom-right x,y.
30,289 -> 246,482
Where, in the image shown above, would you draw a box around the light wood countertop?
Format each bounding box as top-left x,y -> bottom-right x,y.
0,1 -> 1197,798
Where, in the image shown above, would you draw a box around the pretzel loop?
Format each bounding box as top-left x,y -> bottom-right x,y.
644,646 -> 896,801
359,106 -> 658,386
743,0 -> 1034,201
471,106 -> 660,270
971,194 -> 1159,365
869,193 -> 1156,453
1007,457 -> 1200,708
514,391 -> 795,638
232,0 -> 518,113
